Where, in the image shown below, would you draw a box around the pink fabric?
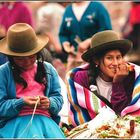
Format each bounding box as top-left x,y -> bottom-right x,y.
0,2 -> 34,31
16,64 -> 50,117
121,98 -> 140,116
130,4 -> 140,25
76,83 -> 87,109
19,106 -> 51,117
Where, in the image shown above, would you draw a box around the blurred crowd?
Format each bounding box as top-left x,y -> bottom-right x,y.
1,1 -> 140,75
29,1 -> 140,71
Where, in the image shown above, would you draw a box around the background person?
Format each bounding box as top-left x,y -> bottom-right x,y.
36,2 -> 67,82
121,2 -> 140,65
59,1 -> 112,71
0,1 -> 34,65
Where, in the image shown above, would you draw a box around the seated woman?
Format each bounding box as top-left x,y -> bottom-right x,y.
66,30 -> 140,127
0,23 -> 65,138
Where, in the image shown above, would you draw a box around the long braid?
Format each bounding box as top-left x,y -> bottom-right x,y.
87,53 -> 104,86
35,52 -> 48,88
8,57 -> 27,88
88,61 -> 100,86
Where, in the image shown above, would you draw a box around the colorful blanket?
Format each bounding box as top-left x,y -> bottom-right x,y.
121,74 -> 140,116
66,64 -> 107,127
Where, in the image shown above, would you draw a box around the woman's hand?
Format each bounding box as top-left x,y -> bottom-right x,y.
23,96 -> 50,110
113,62 -> 129,83
63,41 -> 76,56
46,32 -> 62,53
77,38 -> 91,53
38,96 -> 50,110
23,96 -> 40,107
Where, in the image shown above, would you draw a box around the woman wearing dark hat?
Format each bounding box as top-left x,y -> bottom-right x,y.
66,30 -> 140,127
0,23 -> 65,138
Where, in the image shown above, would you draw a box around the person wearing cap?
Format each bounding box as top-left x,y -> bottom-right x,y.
0,23 -> 65,138
66,30 -> 140,127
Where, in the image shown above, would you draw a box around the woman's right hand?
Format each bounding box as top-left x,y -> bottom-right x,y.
23,96 -> 40,107
77,38 -> 91,53
63,41 -> 76,56
113,62 -> 129,83
0,25 -> 6,37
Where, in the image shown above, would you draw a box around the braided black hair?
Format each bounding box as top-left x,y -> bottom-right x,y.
87,52 -> 105,86
88,61 -> 100,86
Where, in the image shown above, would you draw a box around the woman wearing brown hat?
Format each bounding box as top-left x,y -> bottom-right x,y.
0,23 -> 65,138
66,30 -> 140,127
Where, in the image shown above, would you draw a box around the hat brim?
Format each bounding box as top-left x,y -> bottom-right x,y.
82,39 -> 132,62
0,36 -> 49,56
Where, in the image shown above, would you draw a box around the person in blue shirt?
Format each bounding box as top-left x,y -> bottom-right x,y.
0,23 -> 65,138
59,1 -> 112,71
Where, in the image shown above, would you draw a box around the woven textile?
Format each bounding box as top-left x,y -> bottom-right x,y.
66,64 -> 107,126
121,75 -> 140,116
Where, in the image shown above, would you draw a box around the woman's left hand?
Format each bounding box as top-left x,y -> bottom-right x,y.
77,38 -> 90,53
38,96 -> 50,110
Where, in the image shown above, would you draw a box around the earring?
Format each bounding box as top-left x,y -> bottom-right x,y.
38,58 -> 42,62
11,66 -> 15,70
95,64 -> 98,68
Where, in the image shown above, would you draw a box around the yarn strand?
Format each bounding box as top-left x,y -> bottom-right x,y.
18,96 -> 40,138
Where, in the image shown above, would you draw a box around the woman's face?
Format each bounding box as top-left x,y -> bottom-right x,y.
13,54 -> 37,70
97,50 -> 124,81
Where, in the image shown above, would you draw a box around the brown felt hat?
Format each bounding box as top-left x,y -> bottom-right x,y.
0,23 -> 49,56
82,30 -> 132,62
